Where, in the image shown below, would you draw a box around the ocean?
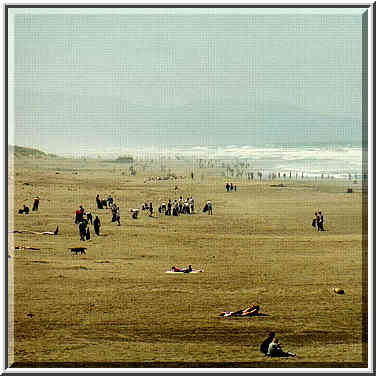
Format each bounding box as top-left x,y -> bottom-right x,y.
78,142 -> 366,181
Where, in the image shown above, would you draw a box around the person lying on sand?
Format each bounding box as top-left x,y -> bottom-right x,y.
15,246 -> 40,250
171,265 -> 193,273
219,304 -> 265,317
10,226 -> 59,235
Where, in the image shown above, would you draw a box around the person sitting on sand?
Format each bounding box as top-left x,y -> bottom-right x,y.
267,337 -> 296,358
130,208 -> 139,219
260,332 -> 275,355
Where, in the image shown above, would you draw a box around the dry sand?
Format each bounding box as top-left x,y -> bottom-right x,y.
7,158 -> 367,368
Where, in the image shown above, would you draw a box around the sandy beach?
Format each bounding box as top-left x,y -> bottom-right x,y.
8,157 -> 367,367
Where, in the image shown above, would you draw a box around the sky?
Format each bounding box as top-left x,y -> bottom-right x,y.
8,7 -> 368,155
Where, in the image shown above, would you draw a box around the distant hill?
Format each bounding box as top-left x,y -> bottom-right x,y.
8,145 -> 61,160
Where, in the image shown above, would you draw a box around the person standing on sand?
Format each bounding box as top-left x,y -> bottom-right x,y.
116,207 -> 121,226
318,211 -> 325,231
79,219 -> 87,241
107,195 -> 113,207
111,204 -> 117,222
149,202 -> 153,217
96,194 -> 103,209
86,211 -> 93,225
315,212 -> 321,231
207,200 -> 213,215
93,215 -> 101,236
312,212 -> 317,229
86,226 -> 91,241
190,197 -> 195,213
32,196 -> 40,211
166,200 -> 172,216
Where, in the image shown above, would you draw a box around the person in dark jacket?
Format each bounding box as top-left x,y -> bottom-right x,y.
86,227 -> 91,240
93,215 -> 101,236
260,332 -> 275,356
86,211 -> 93,225
79,220 -> 88,241
32,197 -> 40,211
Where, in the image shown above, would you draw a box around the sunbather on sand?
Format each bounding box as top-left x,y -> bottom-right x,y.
171,265 -> 193,273
10,226 -> 59,236
219,304 -> 263,317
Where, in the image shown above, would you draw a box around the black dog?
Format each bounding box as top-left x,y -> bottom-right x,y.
70,247 -> 87,255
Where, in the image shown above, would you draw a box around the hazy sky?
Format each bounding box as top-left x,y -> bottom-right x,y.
8,7 -> 367,155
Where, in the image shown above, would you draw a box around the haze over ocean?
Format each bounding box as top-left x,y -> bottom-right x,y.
8,7 -> 367,177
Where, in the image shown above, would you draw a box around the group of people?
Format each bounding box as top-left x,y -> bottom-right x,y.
312,211 -> 325,231
18,197 -> 40,215
74,205 -> 101,241
96,194 -> 113,210
225,183 -> 237,192
157,196 -> 195,216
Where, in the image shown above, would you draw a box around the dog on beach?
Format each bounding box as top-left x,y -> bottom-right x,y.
70,247 -> 87,255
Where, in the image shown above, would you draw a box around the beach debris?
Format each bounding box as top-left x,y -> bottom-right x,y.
334,288 -> 345,294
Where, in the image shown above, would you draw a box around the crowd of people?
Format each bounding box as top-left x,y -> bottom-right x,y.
155,196 -> 196,217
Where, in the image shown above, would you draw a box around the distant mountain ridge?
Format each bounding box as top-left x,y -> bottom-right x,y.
8,145 -> 62,159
